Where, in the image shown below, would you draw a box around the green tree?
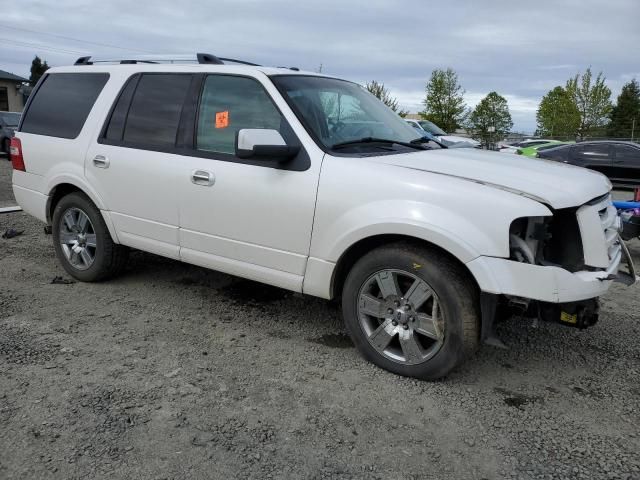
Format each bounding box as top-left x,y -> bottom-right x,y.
466,92 -> 513,148
29,55 -> 49,86
536,86 -> 580,139
420,68 -> 467,132
565,68 -> 612,139
365,80 -> 408,116
607,78 -> 640,139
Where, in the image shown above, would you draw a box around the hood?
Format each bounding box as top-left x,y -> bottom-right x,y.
371,147 -> 610,209
440,134 -> 480,146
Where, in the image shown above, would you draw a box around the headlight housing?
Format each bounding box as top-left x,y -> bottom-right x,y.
509,211 -> 585,272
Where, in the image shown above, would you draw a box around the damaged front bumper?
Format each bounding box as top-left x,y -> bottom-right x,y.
468,235 -> 636,304
474,235 -> 636,345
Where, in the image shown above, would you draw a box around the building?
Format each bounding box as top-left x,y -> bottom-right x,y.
0,70 -> 29,112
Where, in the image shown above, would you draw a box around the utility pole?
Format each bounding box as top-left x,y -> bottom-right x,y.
632,117 -> 636,141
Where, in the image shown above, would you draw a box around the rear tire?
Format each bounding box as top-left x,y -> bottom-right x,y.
52,192 -> 128,282
342,242 -> 479,380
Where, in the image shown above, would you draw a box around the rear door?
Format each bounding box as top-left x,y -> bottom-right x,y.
85,72 -> 194,259
611,143 -> 640,186
571,143 -> 613,177
176,73 -> 323,292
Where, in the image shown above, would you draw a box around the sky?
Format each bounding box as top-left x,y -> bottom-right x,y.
1,0 -> 638,133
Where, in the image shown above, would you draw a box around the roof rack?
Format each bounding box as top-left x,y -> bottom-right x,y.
73,53 -> 261,66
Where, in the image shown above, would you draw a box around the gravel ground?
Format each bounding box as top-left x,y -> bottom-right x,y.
0,155 -> 15,208
1,159 -> 639,479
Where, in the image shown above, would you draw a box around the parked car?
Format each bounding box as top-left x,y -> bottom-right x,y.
517,141 -> 569,157
1,111 -> 21,157
499,139 -> 557,154
537,140 -> 640,187
405,118 -> 480,147
11,54 -> 635,380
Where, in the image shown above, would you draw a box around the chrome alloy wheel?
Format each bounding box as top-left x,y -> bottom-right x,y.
357,269 -> 445,365
58,207 -> 97,271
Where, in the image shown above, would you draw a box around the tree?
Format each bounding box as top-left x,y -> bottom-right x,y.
466,92 -> 513,148
565,68 -> 612,139
608,79 -> 640,139
536,86 -> 581,139
420,68 -> 467,132
365,80 -> 408,116
29,56 -> 49,86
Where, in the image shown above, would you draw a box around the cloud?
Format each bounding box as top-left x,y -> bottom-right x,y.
1,0 -> 638,133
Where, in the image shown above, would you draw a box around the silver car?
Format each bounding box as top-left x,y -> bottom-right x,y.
1,111 -> 21,156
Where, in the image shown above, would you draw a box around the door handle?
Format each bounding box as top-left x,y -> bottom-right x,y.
191,170 -> 215,186
92,155 -> 110,168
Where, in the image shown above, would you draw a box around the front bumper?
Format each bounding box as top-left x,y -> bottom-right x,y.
467,238 -> 636,303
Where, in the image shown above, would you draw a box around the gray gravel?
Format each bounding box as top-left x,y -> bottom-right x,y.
0,154 -> 15,208
1,159 -> 639,479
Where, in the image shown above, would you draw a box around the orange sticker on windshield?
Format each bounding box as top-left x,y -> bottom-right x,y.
215,111 -> 229,129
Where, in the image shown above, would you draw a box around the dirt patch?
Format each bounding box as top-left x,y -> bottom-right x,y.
0,324 -> 57,365
308,333 -> 354,349
494,388 -> 542,409
219,279 -> 291,304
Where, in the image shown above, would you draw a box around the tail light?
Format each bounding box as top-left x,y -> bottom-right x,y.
9,137 -> 25,171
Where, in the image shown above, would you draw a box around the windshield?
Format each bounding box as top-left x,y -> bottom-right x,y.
0,112 -> 20,127
271,75 -> 422,151
417,120 -> 447,136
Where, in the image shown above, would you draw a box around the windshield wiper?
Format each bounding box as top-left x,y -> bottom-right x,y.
410,134 -> 448,149
331,137 -> 427,151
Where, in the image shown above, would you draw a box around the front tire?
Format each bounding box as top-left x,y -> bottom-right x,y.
342,242 -> 479,380
52,192 -> 128,282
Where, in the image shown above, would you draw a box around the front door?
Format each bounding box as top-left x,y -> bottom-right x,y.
177,74 -> 323,291
571,143 -> 613,177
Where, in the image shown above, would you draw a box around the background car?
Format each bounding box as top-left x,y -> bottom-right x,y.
537,140 -> 640,187
405,118 -> 480,147
0,111 -> 21,157
517,141 -> 568,157
499,138 -> 557,154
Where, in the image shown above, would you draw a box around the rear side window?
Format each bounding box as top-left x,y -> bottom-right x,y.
21,73 -> 109,139
103,74 -> 140,142
122,74 -> 192,147
615,145 -> 640,164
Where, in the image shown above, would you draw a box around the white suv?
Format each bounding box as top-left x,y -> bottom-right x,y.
10,54 -> 636,379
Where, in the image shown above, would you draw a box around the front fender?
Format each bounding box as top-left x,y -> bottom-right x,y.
311,195 -> 551,264
305,157 -> 553,299
315,200 -> 490,264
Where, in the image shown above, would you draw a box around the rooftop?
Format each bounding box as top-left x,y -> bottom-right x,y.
0,70 -> 28,83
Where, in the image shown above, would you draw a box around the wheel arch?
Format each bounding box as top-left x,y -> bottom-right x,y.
330,233 -> 481,302
46,179 -> 120,244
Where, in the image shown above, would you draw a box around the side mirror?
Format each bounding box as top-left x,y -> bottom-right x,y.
235,129 -> 300,161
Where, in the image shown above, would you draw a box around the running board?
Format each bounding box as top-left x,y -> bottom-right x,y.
0,206 -> 22,214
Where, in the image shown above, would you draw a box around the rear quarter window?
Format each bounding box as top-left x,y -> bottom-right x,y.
20,73 -> 109,139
